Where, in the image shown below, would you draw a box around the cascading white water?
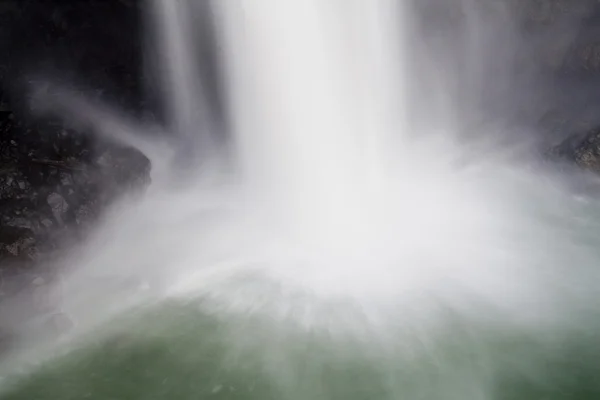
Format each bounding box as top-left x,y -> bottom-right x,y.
3,0 -> 600,399
213,0 -> 404,257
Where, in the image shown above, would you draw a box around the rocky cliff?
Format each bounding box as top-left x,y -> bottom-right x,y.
0,0 -> 149,320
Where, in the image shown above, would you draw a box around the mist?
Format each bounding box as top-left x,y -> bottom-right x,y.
2,0 -> 600,399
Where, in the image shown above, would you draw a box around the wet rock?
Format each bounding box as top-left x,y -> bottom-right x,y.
0,100 -> 151,272
548,126 -> 600,173
74,204 -> 93,227
567,129 -> 600,172
0,226 -> 37,264
0,2 -> 154,355
46,192 -> 68,224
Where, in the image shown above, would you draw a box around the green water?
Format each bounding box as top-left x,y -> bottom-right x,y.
1,300 -> 600,400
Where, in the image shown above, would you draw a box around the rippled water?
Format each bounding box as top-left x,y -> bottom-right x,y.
2,295 -> 600,400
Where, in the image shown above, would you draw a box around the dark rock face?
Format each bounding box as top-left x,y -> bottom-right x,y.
506,0 -> 600,166
0,107 -> 151,273
549,127 -> 600,172
0,0 -> 149,326
411,0 -> 600,152
1,6 -> 145,222
0,226 -> 37,263
569,133 -> 600,171
0,112 -> 150,254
